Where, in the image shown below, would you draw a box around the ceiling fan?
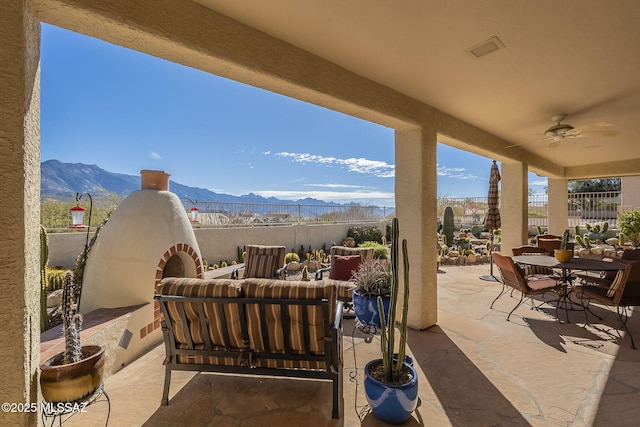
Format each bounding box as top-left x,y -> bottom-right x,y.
506,114 -> 619,149
539,114 -> 617,146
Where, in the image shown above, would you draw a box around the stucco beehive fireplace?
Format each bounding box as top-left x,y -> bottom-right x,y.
80,170 -> 203,352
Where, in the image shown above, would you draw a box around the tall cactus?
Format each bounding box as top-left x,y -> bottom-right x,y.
62,271 -> 83,364
377,217 -> 410,383
560,229 -> 570,250
40,225 -> 50,331
443,206 -> 455,247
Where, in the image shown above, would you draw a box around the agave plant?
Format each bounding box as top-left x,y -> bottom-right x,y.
351,258 -> 392,296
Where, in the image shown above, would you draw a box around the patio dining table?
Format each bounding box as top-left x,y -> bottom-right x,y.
512,255 -> 628,323
512,255 -> 627,284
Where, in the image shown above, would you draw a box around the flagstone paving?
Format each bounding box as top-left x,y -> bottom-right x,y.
53,264 -> 640,426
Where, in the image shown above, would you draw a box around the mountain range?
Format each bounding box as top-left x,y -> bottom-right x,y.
40,160 -> 367,207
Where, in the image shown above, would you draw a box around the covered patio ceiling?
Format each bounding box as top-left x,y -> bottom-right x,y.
197,0 -> 640,180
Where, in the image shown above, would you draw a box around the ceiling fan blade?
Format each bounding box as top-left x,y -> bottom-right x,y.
505,140 -> 534,149
573,121 -> 612,132
580,129 -> 620,137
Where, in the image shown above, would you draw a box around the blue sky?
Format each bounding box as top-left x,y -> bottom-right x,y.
40,24 -> 547,207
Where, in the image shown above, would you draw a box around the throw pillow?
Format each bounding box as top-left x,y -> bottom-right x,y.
330,255 -> 361,281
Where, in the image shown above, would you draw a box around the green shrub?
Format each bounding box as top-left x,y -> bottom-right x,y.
619,209 -> 640,247
347,226 -> 382,244
359,241 -> 389,259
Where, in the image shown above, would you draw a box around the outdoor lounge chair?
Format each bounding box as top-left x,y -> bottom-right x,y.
231,245 -> 286,279
491,252 -> 566,321
314,246 -> 375,319
574,258 -> 640,349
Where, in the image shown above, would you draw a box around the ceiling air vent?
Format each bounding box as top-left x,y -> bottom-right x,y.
466,36 -> 505,58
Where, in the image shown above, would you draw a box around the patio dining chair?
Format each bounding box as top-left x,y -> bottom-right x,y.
574,258 -> 640,349
511,245 -> 555,276
491,252 -> 567,321
231,245 -> 286,279
536,235 -> 575,256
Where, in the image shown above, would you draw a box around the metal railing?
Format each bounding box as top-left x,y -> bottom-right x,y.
41,192 -> 623,230
41,195 -> 392,229
188,201 -> 391,227
438,191 -> 622,229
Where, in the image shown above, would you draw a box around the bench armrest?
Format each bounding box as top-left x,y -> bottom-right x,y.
231,265 -> 245,279
315,266 -> 331,280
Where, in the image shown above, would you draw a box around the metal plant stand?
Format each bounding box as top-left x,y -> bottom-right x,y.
42,385 -> 110,427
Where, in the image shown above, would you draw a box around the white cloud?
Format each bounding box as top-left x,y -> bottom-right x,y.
303,183 -> 365,189
274,152 -> 395,178
149,151 -> 162,160
262,150 -> 271,155
254,189 -> 394,204
529,179 -> 548,187
436,164 -> 477,180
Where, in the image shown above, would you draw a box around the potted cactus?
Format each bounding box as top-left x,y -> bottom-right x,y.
554,229 -> 573,263
363,218 -> 419,424
39,271 -> 106,403
40,216 -> 109,404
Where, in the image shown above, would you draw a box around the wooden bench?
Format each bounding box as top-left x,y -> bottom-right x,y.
155,277 -> 343,419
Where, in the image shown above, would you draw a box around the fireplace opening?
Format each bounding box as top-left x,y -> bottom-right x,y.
162,254 -> 185,278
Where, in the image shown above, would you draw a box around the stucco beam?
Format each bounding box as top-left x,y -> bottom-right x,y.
32,0 -> 541,162
31,0 -> 429,129
565,159 -> 640,180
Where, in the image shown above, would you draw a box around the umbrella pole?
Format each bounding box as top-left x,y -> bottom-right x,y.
480,232 -> 499,282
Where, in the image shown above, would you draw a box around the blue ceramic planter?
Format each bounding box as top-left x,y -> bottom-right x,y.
352,289 -> 390,328
588,232 -> 605,242
364,358 -> 419,424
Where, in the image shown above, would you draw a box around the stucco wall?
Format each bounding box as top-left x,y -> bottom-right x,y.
0,3 -> 41,425
49,221 -> 388,268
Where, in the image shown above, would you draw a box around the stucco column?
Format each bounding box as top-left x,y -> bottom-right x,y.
395,127 -> 437,330
0,3 -> 41,426
547,178 -> 569,235
499,162 -> 528,254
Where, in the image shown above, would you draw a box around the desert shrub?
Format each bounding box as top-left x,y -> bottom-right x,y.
347,226 -> 382,245
359,241 -> 389,259
619,209 -> 640,246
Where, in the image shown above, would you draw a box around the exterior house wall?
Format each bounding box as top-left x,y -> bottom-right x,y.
0,3 -> 41,425
48,221 -> 389,269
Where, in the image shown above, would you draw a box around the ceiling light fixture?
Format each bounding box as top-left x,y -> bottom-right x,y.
466,36 -> 505,58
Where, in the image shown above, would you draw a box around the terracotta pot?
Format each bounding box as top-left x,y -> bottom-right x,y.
554,249 -> 573,263
40,345 -> 106,403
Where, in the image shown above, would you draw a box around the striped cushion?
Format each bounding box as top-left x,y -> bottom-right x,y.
175,343 -> 248,367
325,279 -> 358,300
606,270 -> 626,297
520,252 -> 554,276
156,278 -> 247,350
241,279 -> 337,368
244,245 -> 286,278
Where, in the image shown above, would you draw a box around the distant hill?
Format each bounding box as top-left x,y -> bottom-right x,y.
40,160 -> 375,208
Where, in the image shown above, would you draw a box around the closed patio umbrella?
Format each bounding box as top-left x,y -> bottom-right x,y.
480,160 -> 501,281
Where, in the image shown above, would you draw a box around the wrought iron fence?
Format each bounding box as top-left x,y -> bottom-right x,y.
41,195 -> 392,230
438,191 -> 622,229
187,201 -> 391,227
42,192 -> 623,230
